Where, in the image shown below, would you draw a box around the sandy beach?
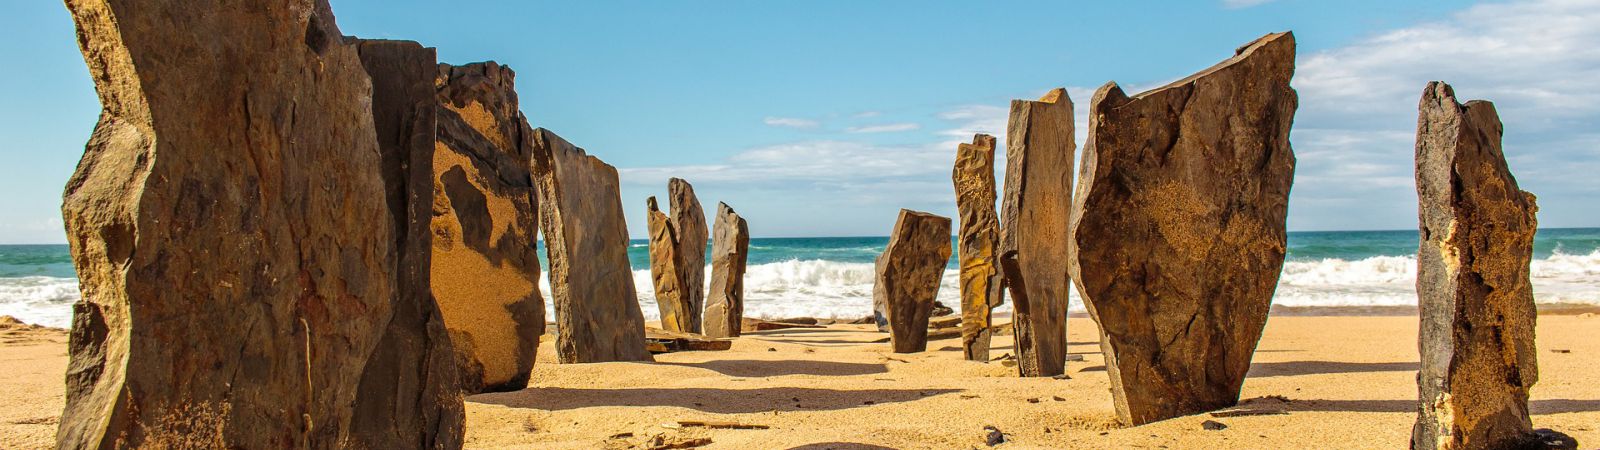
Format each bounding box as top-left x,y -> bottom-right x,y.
3,314 -> 1594,449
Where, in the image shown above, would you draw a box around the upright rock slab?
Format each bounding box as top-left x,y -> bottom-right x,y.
1069,32 -> 1297,425
1412,82 -> 1541,450
59,1 -> 394,447
646,197 -> 691,332
874,210 -> 953,353
431,61 -> 544,393
668,178 -> 709,333
531,128 -> 653,363
351,38 -> 465,450
953,134 -> 1004,362
704,202 -> 750,338
1000,88 -> 1075,377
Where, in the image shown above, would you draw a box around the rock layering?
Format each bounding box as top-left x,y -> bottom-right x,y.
704,203 -> 750,338
431,61 -> 545,393
59,1 -> 401,446
1412,82 -> 1541,450
1069,32 -> 1297,425
874,210 -> 953,353
531,128 -> 653,363
1000,88 -> 1075,377
351,38 -> 466,449
668,178 -> 709,334
647,197 -> 691,332
953,134 -> 1004,362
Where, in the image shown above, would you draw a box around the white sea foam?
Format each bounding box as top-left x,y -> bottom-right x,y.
0,276 -> 79,328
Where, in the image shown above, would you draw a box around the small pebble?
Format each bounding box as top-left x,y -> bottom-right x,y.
1202,420 -> 1228,431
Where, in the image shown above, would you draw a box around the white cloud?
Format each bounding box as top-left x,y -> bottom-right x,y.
846,123 -> 921,133
620,140 -> 952,187
852,111 -> 882,119
1222,0 -> 1275,9
762,116 -> 820,129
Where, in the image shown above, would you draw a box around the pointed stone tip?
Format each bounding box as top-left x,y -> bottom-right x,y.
1237,31 -> 1294,56
1039,88 -> 1067,103
971,133 -> 996,148
648,196 -> 660,212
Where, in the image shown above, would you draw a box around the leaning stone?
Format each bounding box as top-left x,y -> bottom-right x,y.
1070,32 -> 1297,425
704,202 -> 750,338
58,1 -> 395,446
874,209 -> 953,353
1413,81 -> 1541,450
1000,88 -> 1075,377
350,38 -> 465,449
953,133 -> 1004,361
431,61 -> 545,393
668,178 -> 709,333
647,197 -> 691,332
531,128 -> 653,363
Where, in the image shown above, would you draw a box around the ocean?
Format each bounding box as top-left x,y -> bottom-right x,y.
4,228 -> 1599,328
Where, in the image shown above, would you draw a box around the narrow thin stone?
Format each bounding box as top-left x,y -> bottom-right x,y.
999,88 -> 1075,377
704,202 -> 750,338
953,134 -> 1003,362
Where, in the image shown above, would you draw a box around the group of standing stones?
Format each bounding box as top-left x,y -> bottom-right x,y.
645,178 -> 753,339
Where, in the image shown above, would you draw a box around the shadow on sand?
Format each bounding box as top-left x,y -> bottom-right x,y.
1247,361 -> 1418,378
1282,398 -> 1600,414
786,443 -> 898,450
658,359 -> 887,377
470,387 -> 962,414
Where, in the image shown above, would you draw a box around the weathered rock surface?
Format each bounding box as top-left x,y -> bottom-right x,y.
704,202 -> 750,338
350,38 -> 465,450
431,61 -> 544,393
1069,32 -> 1297,425
669,178 -> 708,334
874,209 -> 953,353
531,128 -> 653,363
953,134 -> 1004,362
647,197 -> 691,332
59,1 -> 394,447
1000,88 -> 1075,377
1412,82 -> 1541,450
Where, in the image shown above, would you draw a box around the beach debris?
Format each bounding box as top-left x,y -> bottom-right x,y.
931,301 -> 955,317
1550,349 -> 1571,354
1202,420 -> 1229,431
704,203 -> 750,338
1027,398 -> 1041,404
1413,81 -> 1542,450
1528,429 -> 1579,450
676,420 -> 769,430
953,133 -> 1004,363
929,315 -> 963,329
1210,407 -> 1288,418
648,197 -> 693,333
349,40 -> 469,448
532,128 -> 653,363
1069,32 -> 1297,425
742,318 -> 826,331
431,60 -> 547,393
874,209 -> 953,353
56,2 -> 464,447
1066,354 -> 1085,362
926,326 -> 964,341
984,425 -> 1007,446
644,328 -> 732,353
850,316 -> 877,325
1000,87 -> 1076,378
647,433 -> 713,449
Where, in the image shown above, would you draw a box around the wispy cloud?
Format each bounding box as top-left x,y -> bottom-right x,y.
762,116 -> 820,129
1222,0 -> 1275,9
847,122 -> 921,133
851,111 -> 882,119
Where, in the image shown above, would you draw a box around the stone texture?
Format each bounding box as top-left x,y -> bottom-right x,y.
874,210 -> 953,353
668,178 -> 709,334
704,202 -> 750,338
999,88 -> 1075,377
350,38 -> 465,450
431,61 -> 544,393
647,197 -> 691,332
1412,82 -> 1541,450
953,134 -> 1004,362
58,1 -> 394,447
531,128 -> 653,363
1069,32 -> 1297,425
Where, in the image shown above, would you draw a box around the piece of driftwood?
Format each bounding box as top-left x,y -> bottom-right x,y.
741,318 -> 826,331
645,328 -> 732,353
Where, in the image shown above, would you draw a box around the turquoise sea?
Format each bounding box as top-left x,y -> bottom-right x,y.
4,228 -> 1599,328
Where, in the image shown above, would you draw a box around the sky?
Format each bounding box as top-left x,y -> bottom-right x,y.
2,0 -> 1597,243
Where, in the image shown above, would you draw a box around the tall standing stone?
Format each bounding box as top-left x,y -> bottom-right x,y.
704,202 -> 750,338
668,178 -> 709,334
1412,82 -> 1541,450
999,88 -> 1075,377
350,38 -> 465,450
531,128 -> 653,363
431,61 -> 545,393
1069,32 -> 1297,425
874,210 -> 953,353
58,1 -> 395,447
953,134 -> 1004,362
646,197 -> 691,332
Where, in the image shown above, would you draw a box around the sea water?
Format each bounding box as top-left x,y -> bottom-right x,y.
5,229 -> 1599,328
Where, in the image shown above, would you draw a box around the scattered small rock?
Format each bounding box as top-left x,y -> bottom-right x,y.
863,400 -> 876,405
1066,354 -> 1085,362
1550,349 -> 1572,354
1052,396 -> 1066,402
1051,374 -> 1071,380
767,348 -> 777,352
984,425 -> 1006,446
1202,420 -> 1228,431
1027,398 -> 1041,404
1528,428 -> 1579,450
647,434 -> 713,450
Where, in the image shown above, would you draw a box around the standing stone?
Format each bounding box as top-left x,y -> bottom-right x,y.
1412,82 -> 1541,450
647,197 -> 691,332
953,134 -> 1004,362
350,38 -> 465,450
531,128 -> 653,363
874,210 -> 953,353
1000,88 -> 1075,377
58,1 -> 394,447
431,61 -> 544,393
1069,32 -> 1297,425
704,202 -> 750,338
668,178 -> 709,334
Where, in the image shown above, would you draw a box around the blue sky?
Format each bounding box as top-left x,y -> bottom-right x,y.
2,0 -> 1597,243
